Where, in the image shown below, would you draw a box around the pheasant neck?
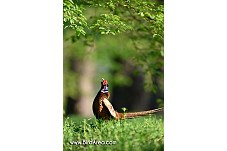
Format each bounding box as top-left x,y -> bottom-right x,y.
101,85 -> 108,93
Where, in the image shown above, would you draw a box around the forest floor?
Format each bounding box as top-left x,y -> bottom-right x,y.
63,115 -> 164,151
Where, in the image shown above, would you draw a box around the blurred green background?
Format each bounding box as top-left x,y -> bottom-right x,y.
63,0 -> 164,117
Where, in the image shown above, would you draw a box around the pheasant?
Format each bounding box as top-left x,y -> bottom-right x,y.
92,78 -> 163,120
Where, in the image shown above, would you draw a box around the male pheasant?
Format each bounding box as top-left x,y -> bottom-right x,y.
92,78 -> 163,120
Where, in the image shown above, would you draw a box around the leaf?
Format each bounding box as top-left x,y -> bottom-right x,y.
121,107 -> 128,112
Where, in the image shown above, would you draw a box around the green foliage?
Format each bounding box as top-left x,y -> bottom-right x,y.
63,0 -> 164,105
63,0 -> 163,38
64,116 -> 164,151
90,14 -> 132,35
63,0 -> 87,36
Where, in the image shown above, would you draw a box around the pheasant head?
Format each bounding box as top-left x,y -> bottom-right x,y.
101,78 -> 109,93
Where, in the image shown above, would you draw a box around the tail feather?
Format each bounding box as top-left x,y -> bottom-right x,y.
124,108 -> 163,119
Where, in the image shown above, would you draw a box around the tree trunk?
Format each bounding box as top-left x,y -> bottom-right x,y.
75,42 -> 96,117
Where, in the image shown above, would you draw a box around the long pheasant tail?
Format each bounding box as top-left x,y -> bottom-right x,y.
123,107 -> 164,119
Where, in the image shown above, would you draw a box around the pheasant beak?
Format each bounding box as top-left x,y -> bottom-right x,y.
102,78 -> 105,81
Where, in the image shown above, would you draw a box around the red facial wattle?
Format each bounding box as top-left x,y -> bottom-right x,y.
102,80 -> 108,85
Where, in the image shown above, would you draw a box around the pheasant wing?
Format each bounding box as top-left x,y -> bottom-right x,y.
103,98 -> 116,118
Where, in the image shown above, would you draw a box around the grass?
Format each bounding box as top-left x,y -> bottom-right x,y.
63,115 -> 164,151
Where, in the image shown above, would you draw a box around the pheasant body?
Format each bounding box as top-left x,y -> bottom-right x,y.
92,79 -> 163,120
93,91 -> 113,120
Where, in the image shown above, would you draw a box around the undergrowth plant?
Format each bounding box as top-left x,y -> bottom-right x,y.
63,115 -> 164,151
